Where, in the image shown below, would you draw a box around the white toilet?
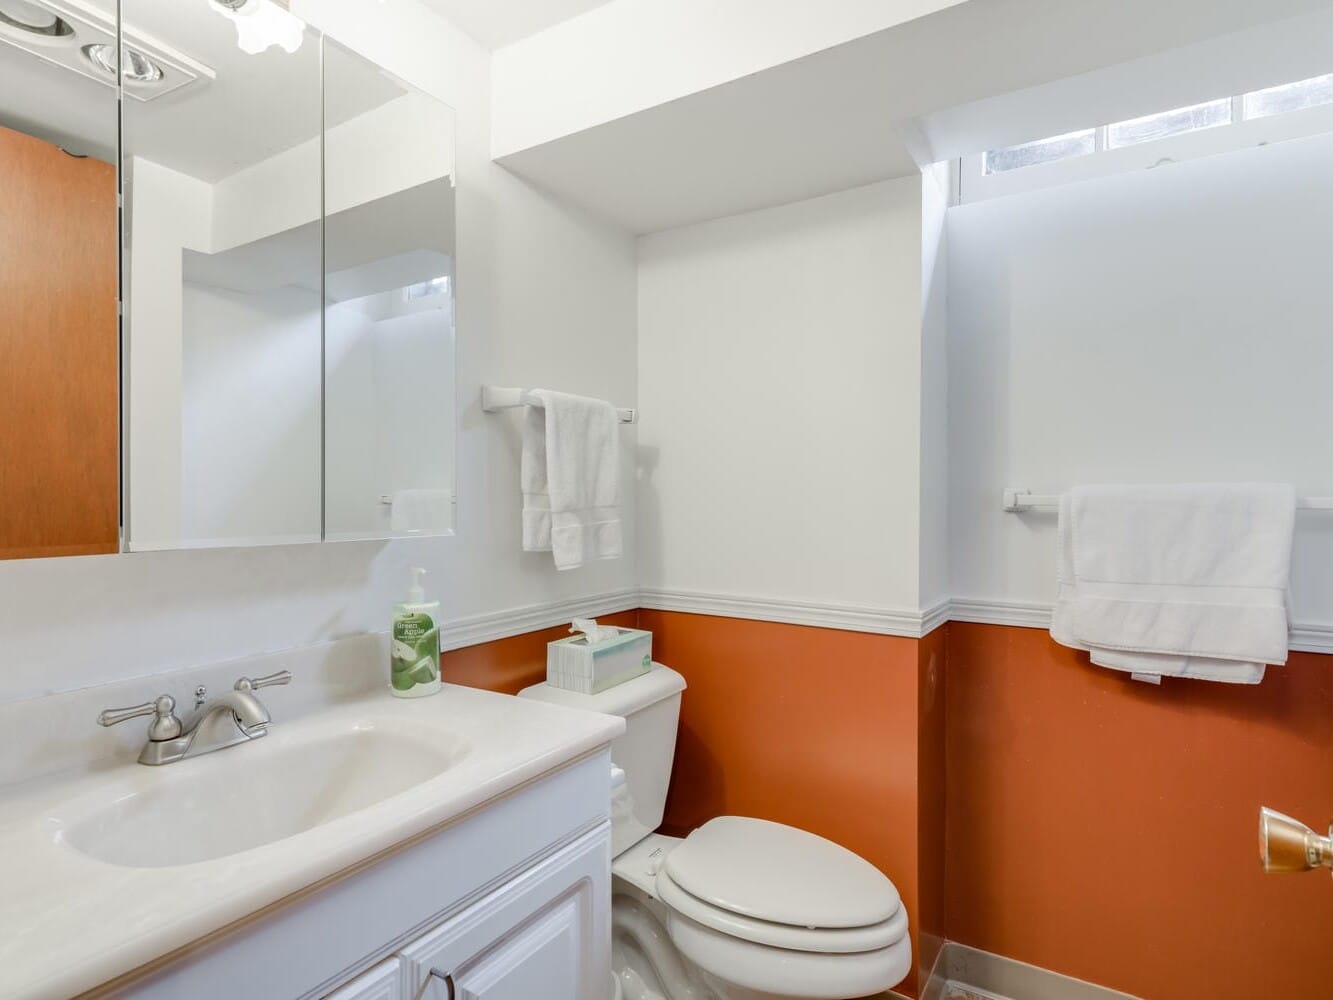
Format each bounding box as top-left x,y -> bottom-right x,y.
519,664 -> 911,1000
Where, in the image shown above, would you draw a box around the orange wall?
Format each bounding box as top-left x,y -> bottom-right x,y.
447,610 -> 1333,998
945,622 -> 1333,999
446,608 -> 944,996
915,625 -> 948,984
442,610 -> 640,694
639,609 -> 932,996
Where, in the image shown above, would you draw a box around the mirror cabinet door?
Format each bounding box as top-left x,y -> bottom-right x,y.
1,2 -> 457,559
322,39 -> 457,542
0,0 -> 119,558
121,0 -> 323,550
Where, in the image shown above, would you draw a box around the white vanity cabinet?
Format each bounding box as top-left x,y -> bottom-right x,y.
397,829 -> 609,1000
324,960 -> 401,1000
106,752 -> 613,1000
324,827 -> 607,1000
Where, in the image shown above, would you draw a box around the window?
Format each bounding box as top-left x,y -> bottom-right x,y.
983,129 -> 1095,175
1244,72 -> 1333,119
405,275 -> 451,300
1105,98 -> 1231,149
963,70 -> 1333,201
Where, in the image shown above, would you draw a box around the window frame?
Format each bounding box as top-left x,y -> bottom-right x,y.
961,90 -> 1333,204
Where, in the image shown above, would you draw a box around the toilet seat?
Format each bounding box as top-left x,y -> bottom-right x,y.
656,865 -> 908,953
655,816 -> 907,954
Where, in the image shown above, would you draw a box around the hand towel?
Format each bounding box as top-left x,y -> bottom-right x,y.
1051,484 -> 1296,684
390,489 -> 454,534
520,389 -> 622,571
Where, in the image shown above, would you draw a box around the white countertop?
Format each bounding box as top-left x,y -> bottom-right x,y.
0,683 -> 623,1000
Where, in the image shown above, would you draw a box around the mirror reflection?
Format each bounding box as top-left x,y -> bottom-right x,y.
322,39 -> 457,542
122,0 -> 324,550
0,0 -> 119,559
119,3 -> 457,551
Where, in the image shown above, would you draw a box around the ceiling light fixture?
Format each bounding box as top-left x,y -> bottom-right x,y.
82,43 -> 165,84
0,0 -> 73,38
209,0 -> 305,55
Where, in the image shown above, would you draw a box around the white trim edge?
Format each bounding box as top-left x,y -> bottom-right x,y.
440,588 -> 639,651
432,589 -> 1333,653
637,589 -> 947,639
948,597 -> 1053,631
948,597 -> 1333,655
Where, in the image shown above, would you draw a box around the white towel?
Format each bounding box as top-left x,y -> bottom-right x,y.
1051,484 -> 1295,684
520,389 -> 622,571
390,489 -> 454,534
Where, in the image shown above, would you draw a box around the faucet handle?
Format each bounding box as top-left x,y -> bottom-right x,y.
98,695 -> 183,741
234,670 -> 292,693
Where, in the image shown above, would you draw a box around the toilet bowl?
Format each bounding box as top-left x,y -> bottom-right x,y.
519,665 -> 911,1000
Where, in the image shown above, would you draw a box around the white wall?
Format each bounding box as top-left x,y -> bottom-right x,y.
125,157 -> 212,550
636,178 -> 926,615
948,130 -> 1333,628
918,162 -> 950,611
180,283 -> 323,546
0,0 -> 638,704
325,289 -> 458,541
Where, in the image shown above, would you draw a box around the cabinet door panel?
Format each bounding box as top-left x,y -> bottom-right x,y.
323,959 -> 401,1000
400,826 -> 610,1000
453,894 -> 584,1000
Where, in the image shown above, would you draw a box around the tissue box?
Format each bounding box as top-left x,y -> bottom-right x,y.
547,627 -> 652,694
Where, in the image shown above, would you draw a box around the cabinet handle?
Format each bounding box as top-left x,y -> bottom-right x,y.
412,967 -> 455,1000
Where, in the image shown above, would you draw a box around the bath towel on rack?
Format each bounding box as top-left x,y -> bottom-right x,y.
520,389 -> 622,571
1051,484 -> 1296,684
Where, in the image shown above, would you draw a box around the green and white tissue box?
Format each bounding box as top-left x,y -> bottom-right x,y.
547,624 -> 652,694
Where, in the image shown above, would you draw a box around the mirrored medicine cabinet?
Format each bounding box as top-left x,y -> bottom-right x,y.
0,0 -> 457,559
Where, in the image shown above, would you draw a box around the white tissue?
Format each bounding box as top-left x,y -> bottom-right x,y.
570,618 -> 615,644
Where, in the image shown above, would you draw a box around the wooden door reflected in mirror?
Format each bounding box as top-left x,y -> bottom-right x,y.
0,26 -> 119,559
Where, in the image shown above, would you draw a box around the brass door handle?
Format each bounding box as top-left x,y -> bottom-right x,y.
1259,807 -> 1333,874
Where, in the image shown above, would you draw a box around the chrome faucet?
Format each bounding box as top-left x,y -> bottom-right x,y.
98,671 -> 292,766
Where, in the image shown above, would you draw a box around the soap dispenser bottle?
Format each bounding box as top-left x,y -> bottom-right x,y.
390,567 -> 442,698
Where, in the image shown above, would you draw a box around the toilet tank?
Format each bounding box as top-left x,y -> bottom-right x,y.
519,664 -> 686,857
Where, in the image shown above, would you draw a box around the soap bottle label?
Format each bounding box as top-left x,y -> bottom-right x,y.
391,612 -> 440,692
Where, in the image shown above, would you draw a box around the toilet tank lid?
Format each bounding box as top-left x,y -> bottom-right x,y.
517,663 -> 686,718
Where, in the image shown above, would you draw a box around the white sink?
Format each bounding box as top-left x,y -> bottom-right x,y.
53,724 -> 470,868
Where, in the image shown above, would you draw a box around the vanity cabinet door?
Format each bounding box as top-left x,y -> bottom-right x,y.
399,826 -> 610,1000
323,958 -> 402,1000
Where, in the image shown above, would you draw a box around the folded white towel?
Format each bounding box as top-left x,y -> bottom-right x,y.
1051,484 -> 1296,684
390,488 -> 454,534
520,389 -> 622,571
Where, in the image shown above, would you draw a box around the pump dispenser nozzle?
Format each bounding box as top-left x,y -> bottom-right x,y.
408,567 -> 427,604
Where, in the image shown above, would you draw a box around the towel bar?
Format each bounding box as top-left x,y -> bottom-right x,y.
1002,488 -> 1333,512
481,385 -> 637,424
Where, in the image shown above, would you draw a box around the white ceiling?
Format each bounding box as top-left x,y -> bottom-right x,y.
421,0 -> 613,49
496,0 -> 1333,233
0,0 -> 416,180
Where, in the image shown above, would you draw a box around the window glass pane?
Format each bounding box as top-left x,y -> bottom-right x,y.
1107,98 -> 1231,148
1244,73 -> 1333,120
406,276 -> 451,300
982,129 -> 1096,174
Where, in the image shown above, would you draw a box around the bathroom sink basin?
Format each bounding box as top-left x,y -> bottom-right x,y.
54,726 -> 469,868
